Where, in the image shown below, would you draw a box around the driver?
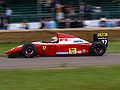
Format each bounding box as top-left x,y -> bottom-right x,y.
51,36 -> 58,42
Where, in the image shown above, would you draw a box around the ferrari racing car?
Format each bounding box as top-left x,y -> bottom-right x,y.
5,33 -> 108,58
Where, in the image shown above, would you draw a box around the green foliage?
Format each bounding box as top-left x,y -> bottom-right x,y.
0,43 -> 20,56
107,42 -> 120,53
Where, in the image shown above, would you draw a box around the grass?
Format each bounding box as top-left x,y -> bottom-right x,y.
107,41 -> 120,53
0,42 -> 20,56
0,65 -> 120,90
0,42 -> 120,90
0,41 -> 120,56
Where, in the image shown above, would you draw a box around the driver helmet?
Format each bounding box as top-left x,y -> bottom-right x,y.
51,36 -> 58,42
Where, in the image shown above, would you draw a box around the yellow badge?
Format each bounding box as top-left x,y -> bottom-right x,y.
43,46 -> 46,50
97,33 -> 108,37
69,48 -> 77,54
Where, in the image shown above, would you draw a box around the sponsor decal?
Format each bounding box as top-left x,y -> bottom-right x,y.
82,49 -> 86,53
69,48 -> 77,54
56,52 -> 69,54
97,33 -> 108,37
43,46 -> 46,50
60,38 -> 68,41
82,49 -> 88,53
73,40 -> 83,43
77,50 -> 82,54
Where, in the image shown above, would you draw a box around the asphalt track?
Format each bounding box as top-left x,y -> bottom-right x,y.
0,53 -> 120,69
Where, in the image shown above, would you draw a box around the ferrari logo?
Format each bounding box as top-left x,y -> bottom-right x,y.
43,46 -> 46,50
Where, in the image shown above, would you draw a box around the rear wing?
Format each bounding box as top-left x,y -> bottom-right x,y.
93,33 -> 108,47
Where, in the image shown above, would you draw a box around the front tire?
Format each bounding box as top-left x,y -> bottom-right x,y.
91,41 -> 107,56
22,43 -> 37,58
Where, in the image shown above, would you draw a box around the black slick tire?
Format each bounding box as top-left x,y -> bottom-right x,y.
22,43 -> 37,58
91,41 -> 106,56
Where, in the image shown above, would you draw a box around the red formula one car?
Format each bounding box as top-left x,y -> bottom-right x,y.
5,33 -> 108,58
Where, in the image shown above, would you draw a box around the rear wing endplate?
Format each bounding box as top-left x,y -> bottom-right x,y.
93,33 -> 108,47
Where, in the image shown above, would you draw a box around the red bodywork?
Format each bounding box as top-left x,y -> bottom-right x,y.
5,33 -> 92,56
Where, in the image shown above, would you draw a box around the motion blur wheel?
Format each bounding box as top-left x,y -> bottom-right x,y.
91,41 -> 106,56
22,43 -> 37,58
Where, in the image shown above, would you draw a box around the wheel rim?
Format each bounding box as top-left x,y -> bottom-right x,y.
25,46 -> 34,55
95,44 -> 104,53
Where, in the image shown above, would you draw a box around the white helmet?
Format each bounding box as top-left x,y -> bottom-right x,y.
51,36 -> 58,42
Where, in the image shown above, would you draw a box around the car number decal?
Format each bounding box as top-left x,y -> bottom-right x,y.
43,46 -> 46,50
69,48 -> 77,54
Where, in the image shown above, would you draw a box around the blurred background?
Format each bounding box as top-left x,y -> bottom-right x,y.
0,0 -> 120,30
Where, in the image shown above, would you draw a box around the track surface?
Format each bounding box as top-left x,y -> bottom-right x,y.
0,53 -> 120,69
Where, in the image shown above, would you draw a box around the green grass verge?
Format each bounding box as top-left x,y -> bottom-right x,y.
107,41 -> 120,53
0,43 -> 20,56
0,65 -> 120,90
0,41 -> 120,56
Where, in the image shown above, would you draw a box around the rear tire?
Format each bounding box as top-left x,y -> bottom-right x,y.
22,43 -> 37,58
91,41 -> 106,56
